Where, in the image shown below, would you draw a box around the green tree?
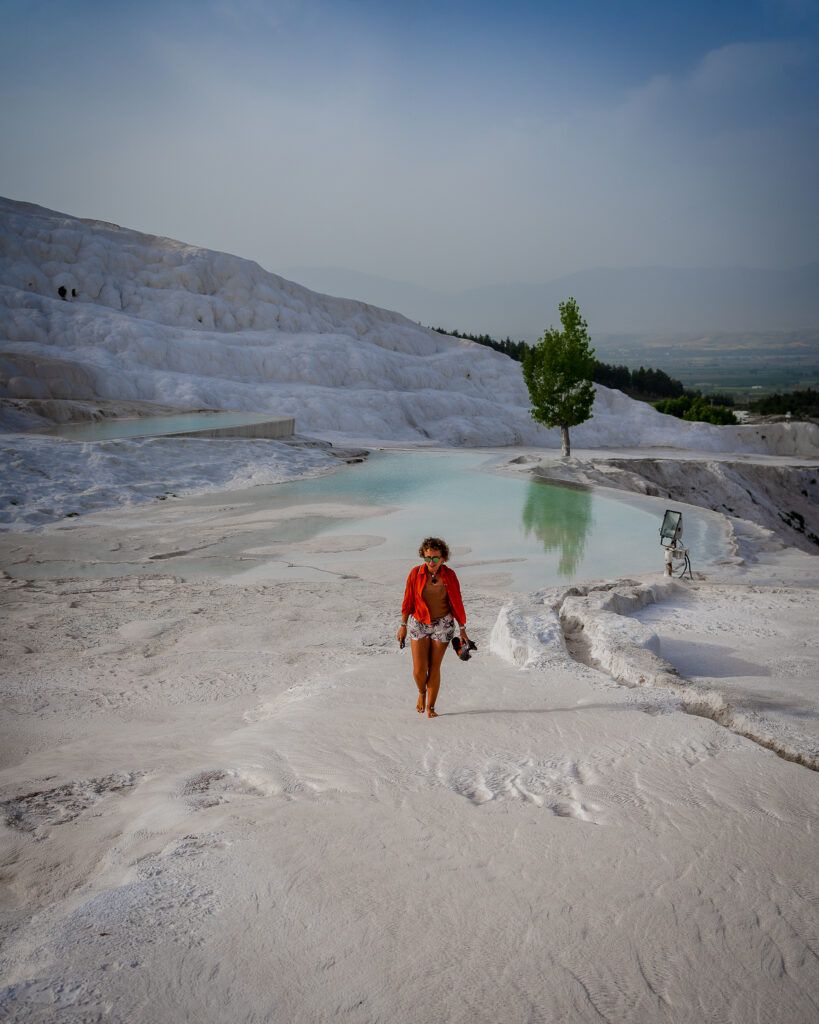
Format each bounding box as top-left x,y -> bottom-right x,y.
522,297 -> 596,457
654,395 -> 738,425
747,388 -> 819,418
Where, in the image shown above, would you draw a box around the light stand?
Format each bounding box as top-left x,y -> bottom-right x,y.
660,509 -> 693,579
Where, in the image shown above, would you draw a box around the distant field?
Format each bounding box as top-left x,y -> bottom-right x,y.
594,330 -> 819,400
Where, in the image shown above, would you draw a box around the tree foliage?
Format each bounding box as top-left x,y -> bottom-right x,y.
592,362 -> 686,399
746,388 -> 819,418
432,327 -> 530,362
654,395 -> 738,425
701,392 -> 735,408
521,298 -> 596,456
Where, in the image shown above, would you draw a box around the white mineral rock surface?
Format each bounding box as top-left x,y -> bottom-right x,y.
2,196 -> 818,528
3,195 -> 817,454
0,434 -> 340,529
1,198 -> 817,1023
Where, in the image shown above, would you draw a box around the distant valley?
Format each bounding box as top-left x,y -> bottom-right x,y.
280,263 -> 819,340
593,330 -> 819,398
281,264 -> 819,396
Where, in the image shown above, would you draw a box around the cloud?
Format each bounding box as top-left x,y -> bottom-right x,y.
689,39 -> 809,92
617,38 -> 818,130
1,10 -> 817,286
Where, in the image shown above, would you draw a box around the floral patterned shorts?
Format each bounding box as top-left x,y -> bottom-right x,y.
408,614 -> 456,644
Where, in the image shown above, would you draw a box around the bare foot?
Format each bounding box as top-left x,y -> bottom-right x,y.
416,692 -> 426,713
426,706 -> 438,718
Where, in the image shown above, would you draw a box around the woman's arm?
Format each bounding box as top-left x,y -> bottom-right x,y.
397,568 -> 416,647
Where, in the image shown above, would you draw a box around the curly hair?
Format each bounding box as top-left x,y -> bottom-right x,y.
418,537 -> 450,560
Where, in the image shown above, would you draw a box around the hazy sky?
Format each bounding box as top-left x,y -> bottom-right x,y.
2,0 -> 818,288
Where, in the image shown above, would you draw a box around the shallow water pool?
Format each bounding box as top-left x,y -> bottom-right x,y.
202,450 -> 729,590
7,450 -> 730,590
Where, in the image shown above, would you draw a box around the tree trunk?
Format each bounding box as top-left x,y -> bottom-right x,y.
560,425 -> 571,458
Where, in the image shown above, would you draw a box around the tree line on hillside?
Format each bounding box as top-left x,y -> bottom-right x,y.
745,388 -> 819,417
653,395 -> 738,425
432,328 -> 531,362
452,298 -> 779,450
593,363 -> 685,399
433,326 -> 686,400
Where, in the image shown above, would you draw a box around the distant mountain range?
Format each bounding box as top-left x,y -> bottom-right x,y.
279,263 -> 819,341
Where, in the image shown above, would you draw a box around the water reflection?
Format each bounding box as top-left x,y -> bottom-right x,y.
521,479 -> 594,577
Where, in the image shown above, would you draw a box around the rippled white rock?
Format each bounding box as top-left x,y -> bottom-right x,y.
3,196 -> 814,454
0,435 -> 338,529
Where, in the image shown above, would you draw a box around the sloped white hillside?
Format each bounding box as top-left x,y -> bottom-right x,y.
1,196 -> 816,454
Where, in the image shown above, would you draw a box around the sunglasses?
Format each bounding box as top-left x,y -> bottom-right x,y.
423,556 -> 442,564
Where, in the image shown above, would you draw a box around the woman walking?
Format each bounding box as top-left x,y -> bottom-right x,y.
397,537 -> 470,718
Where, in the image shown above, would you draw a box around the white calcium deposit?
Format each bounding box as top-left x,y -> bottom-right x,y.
1,479 -> 817,1024
3,196 -> 816,453
1,198 -> 818,1024
0,435 -> 340,529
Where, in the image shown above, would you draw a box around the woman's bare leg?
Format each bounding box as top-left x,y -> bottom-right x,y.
425,640 -> 449,717
411,637 -> 431,712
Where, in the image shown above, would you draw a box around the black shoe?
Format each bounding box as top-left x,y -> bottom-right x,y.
451,636 -> 478,661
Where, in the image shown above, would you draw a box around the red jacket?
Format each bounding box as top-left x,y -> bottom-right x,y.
402,564 -> 466,626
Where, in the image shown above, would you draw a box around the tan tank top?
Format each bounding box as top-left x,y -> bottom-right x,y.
422,575 -> 451,620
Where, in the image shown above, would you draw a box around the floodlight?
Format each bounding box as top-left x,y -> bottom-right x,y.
659,509 -> 683,548
659,508 -> 692,579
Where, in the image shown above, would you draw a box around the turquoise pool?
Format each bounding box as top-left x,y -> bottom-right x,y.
8,451 -> 728,590
202,450 -> 728,590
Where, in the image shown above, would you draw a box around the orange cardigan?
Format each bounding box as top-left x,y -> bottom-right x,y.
402,564 -> 466,626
